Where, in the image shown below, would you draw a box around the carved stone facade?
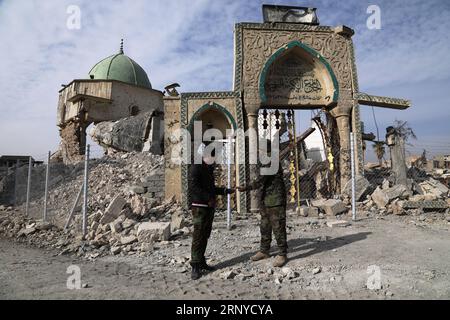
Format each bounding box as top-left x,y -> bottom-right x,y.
178,92 -> 247,213
164,20 -> 410,213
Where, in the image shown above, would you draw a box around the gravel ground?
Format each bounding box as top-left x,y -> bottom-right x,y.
1,211 -> 449,300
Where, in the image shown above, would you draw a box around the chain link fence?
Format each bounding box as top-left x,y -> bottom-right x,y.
1,134 -> 449,233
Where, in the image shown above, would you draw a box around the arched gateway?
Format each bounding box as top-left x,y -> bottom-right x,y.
163,6 -> 411,213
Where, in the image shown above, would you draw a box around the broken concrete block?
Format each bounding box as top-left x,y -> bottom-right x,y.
18,227 -> 37,237
384,184 -> 410,201
35,221 -> 53,231
311,199 -> 327,207
220,270 -> 237,280
120,235 -> 138,245
371,187 -> 388,209
140,242 -> 154,252
392,201 -> 407,215
122,218 -> 136,230
110,246 -> 121,255
137,221 -> 171,242
326,220 -> 350,228
417,179 -> 449,198
100,195 -> 126,224
126,185 -> 146,195
90,112 -> 154,153
109,220 -> 123,234
342,175 -> 372,201
298,206 -> 319,217
171,212 -> 187,232
313,199 -> 347,216
371,186 -> 406,209
130,195 -> 150,216
91,211 -> 103,223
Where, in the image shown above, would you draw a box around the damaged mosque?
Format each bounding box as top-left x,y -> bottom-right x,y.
54,5 -> 411,214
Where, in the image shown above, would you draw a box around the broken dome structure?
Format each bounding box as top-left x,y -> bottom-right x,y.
56,40 -> 164,164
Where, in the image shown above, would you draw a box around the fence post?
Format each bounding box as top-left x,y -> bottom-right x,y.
82,144 -> 90,237
350,132 -> 356,221
43,151 -> 51,222
25,156 -> 32,217
13,159 -> 19,206
64,182 -> 84,230
226,139 -> 231,230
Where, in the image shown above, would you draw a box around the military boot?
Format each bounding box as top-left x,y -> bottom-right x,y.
200,258 -> 216,271
251,251 -> 270,261
191,264 -> 202,280
273,255 -> 288,268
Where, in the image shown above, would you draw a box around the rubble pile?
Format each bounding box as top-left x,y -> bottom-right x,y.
19,152 -> 166,224
0,196 -> 191,259
359,172 -> 450,216
294,166 -> 449,220
0,151 -> 193,258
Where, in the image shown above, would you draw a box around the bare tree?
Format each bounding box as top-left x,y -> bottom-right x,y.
393,120 -> 417,145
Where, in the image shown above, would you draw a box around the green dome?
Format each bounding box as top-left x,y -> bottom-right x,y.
88,45 -> 152,89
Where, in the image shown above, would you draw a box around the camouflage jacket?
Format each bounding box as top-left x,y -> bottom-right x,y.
247,166 -> 287,208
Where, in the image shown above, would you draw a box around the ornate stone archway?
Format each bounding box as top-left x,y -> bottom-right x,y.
259,40 -> 339,107
179,93 -> 247,212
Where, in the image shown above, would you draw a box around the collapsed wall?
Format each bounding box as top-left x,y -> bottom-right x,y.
90,112 -> 163,155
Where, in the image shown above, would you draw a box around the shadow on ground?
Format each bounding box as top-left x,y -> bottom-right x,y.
214,232 -> 372,269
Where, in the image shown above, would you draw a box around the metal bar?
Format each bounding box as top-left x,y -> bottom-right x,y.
350,133 -> 356,221
64,182 -> 84,230
226,140 -> 232,230
355,93 -> 411,110
292,110 -> 301,210
82,144 -> 90,237
296,127 -> 316,143
43,151 -> 50,221
279,127 -> 316,161
25,156 -> 32,217
13,159 -> 19,206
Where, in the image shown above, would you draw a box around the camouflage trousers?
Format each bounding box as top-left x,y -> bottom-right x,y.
260,206 -> 287,255
190,206 -> 215,265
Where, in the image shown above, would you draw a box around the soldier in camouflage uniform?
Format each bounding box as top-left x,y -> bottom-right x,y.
239,141 -> 288,268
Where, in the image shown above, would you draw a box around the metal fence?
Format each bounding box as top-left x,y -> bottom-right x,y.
0,145 -> 97,236
1,134 -> 448,236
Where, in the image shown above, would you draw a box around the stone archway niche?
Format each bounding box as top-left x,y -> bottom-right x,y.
259,41 -> 338,109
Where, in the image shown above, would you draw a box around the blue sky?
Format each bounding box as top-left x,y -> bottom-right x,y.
0,0 -> 449,161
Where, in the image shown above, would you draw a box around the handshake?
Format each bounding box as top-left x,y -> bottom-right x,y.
228,186 -> 248,193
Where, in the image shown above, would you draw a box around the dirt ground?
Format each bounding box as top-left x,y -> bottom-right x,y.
1,211 -> 449,300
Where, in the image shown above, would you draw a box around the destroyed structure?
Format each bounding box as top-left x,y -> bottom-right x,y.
1,5 -> 449,260
53,5 -> 413,214
56,40 -> 164,164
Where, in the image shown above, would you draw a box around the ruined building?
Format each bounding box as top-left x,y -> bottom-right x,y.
56,40 -> 164,164
55,5 -> 411,213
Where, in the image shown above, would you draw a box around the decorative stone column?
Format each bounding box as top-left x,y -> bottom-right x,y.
386,126 -> 408,186
330,104 -> 352,191
247,111 -> 260,213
